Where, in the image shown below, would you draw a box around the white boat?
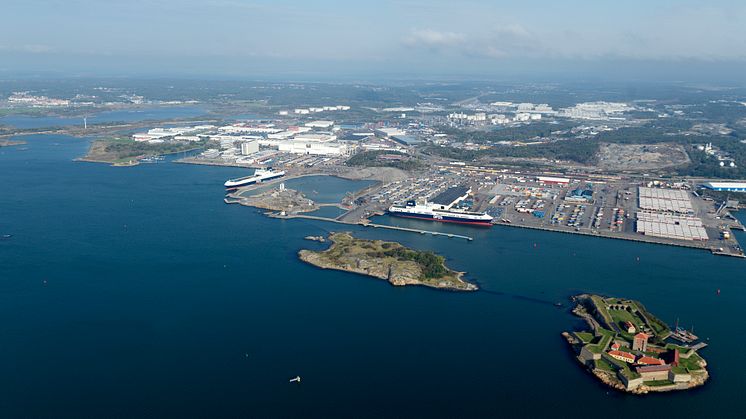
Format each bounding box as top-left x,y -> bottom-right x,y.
224,168 -> 285,189
388,201 -> 493,226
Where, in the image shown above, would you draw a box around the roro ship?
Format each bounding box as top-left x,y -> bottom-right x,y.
388,201 -> 493,226
224,168 -> 285,190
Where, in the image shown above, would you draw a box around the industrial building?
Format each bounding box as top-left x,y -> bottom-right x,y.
702,182 -> 746,192
375,127 -> 407,138
277,140 -> 352,156
537,176 -> 571,185
431,186 -> 471,209
638,187 -> 694,214
304,120 -> 335,129
391,135 -> 422,146
636,212 -> 708,241
240,140 -> 259,155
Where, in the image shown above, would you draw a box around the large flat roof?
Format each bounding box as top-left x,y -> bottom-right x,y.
432,186 -> 470,207
704,182 -> 746,188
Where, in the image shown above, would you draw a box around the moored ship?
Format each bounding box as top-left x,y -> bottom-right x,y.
388,201 -> 493,226
224,168 -> 285,189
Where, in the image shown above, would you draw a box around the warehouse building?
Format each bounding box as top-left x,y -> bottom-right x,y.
277,140 -> 352,156
702,182 -> 746,192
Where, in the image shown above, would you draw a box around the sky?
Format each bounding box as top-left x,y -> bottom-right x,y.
2,0 -> 746,81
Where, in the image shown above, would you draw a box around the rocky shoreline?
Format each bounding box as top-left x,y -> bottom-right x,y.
564,294 -> 709,395
0,139 -> 26,147
298,232 -> 477,291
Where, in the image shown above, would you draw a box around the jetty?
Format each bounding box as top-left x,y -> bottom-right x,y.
268,212 -> 474,241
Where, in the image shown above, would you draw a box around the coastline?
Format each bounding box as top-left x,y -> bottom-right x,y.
298,232 -> 477,291
0,139 -> 26,147
564,294 -> 709,395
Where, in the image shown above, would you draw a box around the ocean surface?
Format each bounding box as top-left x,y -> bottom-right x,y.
0,106 -> 206,129
1,135 -> 745,418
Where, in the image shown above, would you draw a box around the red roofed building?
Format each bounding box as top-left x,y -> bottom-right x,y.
637,356 -> 665,366
608,350 -> 636,364
633,332 -> 650,352
611,342 -> 621,351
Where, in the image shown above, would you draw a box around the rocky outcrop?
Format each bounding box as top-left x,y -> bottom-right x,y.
298,233 -> 476,291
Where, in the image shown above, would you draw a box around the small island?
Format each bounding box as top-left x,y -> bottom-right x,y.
232,187 -> 319,214
0,139 -> 26,147
299,232 -> 477,291
563,294 -> 708,394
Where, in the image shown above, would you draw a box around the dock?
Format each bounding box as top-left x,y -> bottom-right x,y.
689,342 -> 709,351
268,213 -> 474,241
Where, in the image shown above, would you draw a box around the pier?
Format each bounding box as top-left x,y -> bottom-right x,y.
268,213 -> 474,241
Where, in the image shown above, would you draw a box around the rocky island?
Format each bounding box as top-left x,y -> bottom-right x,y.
230,187 -> 319,214
564,294 -> 709,394
0,139 -> 26,147
299,232 -> 477,291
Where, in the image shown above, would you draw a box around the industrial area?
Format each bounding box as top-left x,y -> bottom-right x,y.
53,93 -> 746,259
219,152 -> 746,258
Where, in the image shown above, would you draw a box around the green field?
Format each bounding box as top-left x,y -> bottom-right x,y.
595,357 -> 617,373
607,306 -> 642,330
678,353 -> 705,371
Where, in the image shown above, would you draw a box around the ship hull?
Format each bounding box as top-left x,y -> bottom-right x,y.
224,173 -> 284,189
388,211 -> 493,227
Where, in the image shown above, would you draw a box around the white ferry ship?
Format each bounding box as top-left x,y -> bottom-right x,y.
224,168 -> 285,189
388,201 -> 493,226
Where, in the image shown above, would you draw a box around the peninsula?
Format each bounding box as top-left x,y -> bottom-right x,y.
299,232 -> 477,291
79,137 -> 205,166
230,187 -> 319,214
563,294 -> 708,394
0,139 -> 25,147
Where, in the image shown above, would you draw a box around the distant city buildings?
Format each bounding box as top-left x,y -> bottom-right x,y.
284,105 -> 350,115
558,102 -> 632,120
7,92 -> 70,107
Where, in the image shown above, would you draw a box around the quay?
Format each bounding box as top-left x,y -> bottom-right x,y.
492,220 -> 746,258
268,212 -> 474,241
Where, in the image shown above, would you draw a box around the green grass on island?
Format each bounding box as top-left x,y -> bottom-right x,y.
83,137 -> 208,165
298,232 -> 476,291
565,294 -> 709,393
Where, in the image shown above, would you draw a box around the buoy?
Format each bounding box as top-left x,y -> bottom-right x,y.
42,279 -> 48,286
717,289 -> 721,295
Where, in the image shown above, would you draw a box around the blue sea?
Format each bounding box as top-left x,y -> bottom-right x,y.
1,135 -> 745,418
0,106 -> 207,129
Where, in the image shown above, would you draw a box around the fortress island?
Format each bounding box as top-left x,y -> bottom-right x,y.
299,232 -> 477,291
563,294 -> 709,394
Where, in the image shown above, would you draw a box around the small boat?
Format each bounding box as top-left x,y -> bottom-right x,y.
1,234 -> 12,239
289,376 -> 301,383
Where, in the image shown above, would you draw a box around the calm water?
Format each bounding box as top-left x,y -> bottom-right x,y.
1,135 -> 745,418
0,106 -> 207,129
244,175 -> 375,203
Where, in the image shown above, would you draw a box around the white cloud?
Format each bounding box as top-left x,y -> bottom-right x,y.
403,29 -> 467,49
402,25 -> 539,60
